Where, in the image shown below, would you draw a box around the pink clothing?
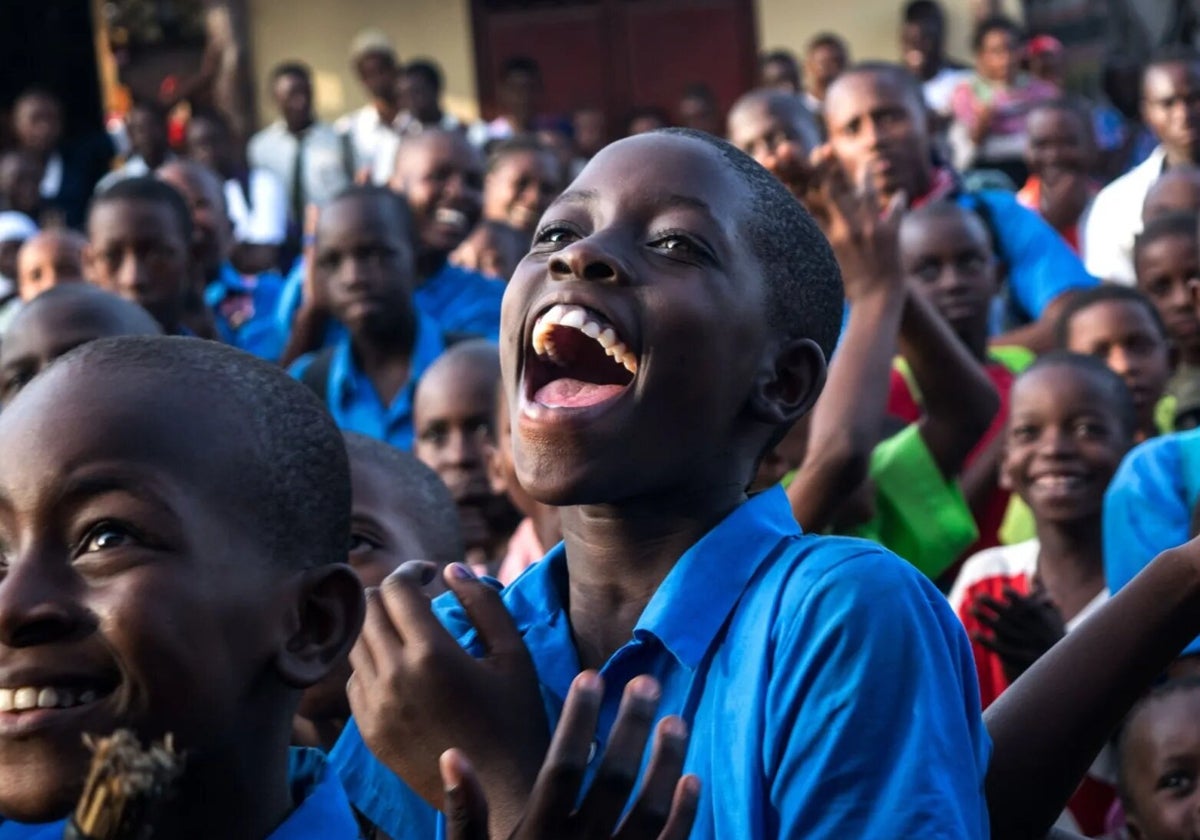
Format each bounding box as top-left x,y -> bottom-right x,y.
951,73 -> 1059,139
496,517 -> 546,586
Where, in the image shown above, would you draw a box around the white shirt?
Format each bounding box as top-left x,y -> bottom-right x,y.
247,120 -> 352,220
1083,145 -> 1167,285
334,105 -> 401,185
223,168 -> 288,246
924,67 -> 972,117
38,153 -> 63,199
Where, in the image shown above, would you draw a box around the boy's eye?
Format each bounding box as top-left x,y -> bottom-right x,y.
649,232 -> 713,263
1,370 -> 33,401
532,225 -> 579,248
1075,421 -> 1109,439
1159,770 -> 1195,795
958,255 -> 988,274
79,521 -> 138,554
349,532 -> 381,554
1010,424 -> 1039,443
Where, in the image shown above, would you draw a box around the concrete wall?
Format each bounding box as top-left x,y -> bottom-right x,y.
245,0 -> 479,128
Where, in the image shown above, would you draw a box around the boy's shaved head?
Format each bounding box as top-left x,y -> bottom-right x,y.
344,432 -> 464,571
46,338 -> 351,569
9,282 -> 160,339
656,128 -> 843,359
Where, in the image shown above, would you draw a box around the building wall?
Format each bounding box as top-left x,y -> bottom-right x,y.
246,0 -> 1017,129
245,0 -> 479,128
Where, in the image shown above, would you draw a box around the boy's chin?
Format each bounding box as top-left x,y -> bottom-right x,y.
0,761 -> 86,824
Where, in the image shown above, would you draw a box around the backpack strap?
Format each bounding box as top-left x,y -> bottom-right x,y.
298,346 -> 335,405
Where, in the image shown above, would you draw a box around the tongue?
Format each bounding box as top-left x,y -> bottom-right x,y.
534,378 -> 627,408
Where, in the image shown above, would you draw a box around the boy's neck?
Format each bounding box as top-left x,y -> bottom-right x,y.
559,480 -> 749,671
530,502 -> 562,552
1034,514 -> 1106,622
351,324 -> 416,404
1181,341 -> 1200,368
417,249 -> 449,282
151,722 -> 293,840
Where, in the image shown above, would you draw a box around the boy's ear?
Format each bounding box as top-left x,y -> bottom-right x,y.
747,337 -> 827,427
275,565 -> 366,689
486,442 -> 508,497
80,242 -> 99,284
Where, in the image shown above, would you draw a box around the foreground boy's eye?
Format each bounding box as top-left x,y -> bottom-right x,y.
649,232 -> 713,263
532,225 -> 580,248
79,521 -> 138,554
349,533 -> 381,554
1158,769 -> 1195,795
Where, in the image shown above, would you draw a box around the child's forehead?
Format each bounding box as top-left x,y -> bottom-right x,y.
902,208 -> 989,248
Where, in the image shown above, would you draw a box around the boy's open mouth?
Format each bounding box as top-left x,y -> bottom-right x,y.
526,303 -> 637,409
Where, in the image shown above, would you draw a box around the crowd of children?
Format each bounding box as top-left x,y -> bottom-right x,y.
5,2 -> 1200,839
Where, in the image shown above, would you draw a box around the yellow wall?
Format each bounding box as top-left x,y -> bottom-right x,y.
245,0 -> 479,129
754,0 -> 1020,66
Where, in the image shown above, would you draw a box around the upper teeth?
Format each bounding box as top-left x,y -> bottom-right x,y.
0,686 -> 100,712
532,304 -> 638,374
435,208 -> 468,229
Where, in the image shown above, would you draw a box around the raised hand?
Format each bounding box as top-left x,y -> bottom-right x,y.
441,672 -> 700,840
971,585 -> 1066,684
348,561 -> 550,836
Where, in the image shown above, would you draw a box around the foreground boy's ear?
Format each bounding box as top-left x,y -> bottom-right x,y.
275,565 -> 366,689
748,337 -> 828,427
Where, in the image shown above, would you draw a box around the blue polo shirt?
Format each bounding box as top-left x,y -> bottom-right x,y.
1104,427 -> 1200,656
207,262 -> 288,361
0,748 -> 359,839
276,259 -> 504,345
332,486 -> 991,839
956,190 -> 1096,325
288,309 -> 444,450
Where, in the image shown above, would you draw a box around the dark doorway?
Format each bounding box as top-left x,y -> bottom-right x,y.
471,0 -> 758,142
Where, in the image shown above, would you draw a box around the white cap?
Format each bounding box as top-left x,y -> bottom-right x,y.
350,29 -> 397,64
0,211 -> 38,244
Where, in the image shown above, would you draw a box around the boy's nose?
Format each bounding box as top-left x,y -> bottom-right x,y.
0,557 -> 91,649
549,238 -> 627,285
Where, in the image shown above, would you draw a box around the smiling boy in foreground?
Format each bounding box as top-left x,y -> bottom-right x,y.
335,128 -> 991,839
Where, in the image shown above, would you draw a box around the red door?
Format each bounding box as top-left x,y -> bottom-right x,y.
470,0 -> 758,141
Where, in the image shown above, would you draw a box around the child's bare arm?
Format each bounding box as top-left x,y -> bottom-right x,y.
787,168 -> 907,531
983,537 -> 1200,839
279,205 -> 329,368
898,283 -> 999,480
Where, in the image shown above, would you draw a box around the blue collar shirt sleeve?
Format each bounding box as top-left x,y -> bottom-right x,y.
414,264 -> 505,341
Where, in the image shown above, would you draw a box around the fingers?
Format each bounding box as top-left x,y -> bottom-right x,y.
378,564 -> 453,650
441,749 -> 490,840
656,776 -> 701,840
614,716 -> 690,840
443,563 -> 529,660
972,631 -> 1030,664
353,586 -> 401,673
575,676 -> 663,840
523,671 -> 606,831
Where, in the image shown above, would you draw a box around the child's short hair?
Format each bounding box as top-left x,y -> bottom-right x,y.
404,58 -> 444,94
807,32 -> 848,56
655,128 -> 843,359
1133,210 -> 1199,264
328,184 -> 417,241
760,49 -> 799,69
52,337 -> 351,569
500,56 -> 541,81
91,175 -> 194,247
972,14 -> 1023,52
343,432 -> 464,570
1145,45 -> 1200,80
839,62 -> 926,111
486,136 -> 549,173
271,60 -> 312,86
1028,98 -> 1093,132
1022,350 -> 1139,440
904,0 -> 946,28
1116,676 -> 1200,808
1054,285 -> 1170,347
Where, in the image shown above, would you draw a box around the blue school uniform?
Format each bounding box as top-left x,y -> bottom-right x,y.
206,263 -> 288,361
276,259 -> 504,345
1104,427 -> 1200,656
955,190 -> 1096,326
331,486 -> 992,839
288,308 -> 444,450
0,748 -> 359,839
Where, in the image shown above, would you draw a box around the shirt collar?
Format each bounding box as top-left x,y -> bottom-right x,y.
330,308 -> 444,408
633,486 -> 801,668
500,486 -> 801,674
269,748 -> 360,839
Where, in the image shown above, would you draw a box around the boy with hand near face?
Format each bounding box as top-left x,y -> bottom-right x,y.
332,129 -> 990,839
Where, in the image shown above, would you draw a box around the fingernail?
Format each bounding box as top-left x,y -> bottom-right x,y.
683,775 -> 700,796
450,563 -> 475,581
661,716 -> 688,738
576,671 -> 603,693
631,676 -> 661,702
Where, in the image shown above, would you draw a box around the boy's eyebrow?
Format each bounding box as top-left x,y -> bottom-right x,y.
55,468 -> 177,512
